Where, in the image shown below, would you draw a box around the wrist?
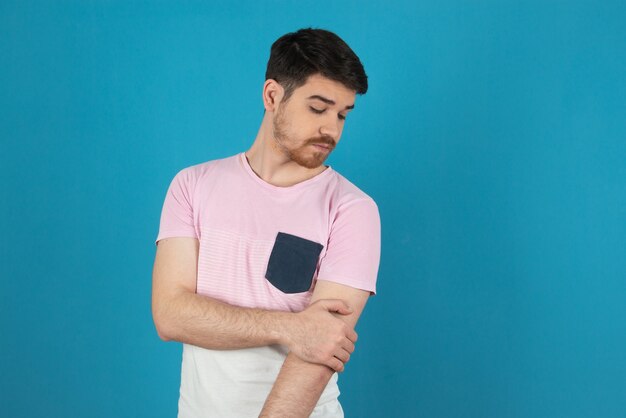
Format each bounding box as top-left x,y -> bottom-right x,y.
270,310 -> 297,347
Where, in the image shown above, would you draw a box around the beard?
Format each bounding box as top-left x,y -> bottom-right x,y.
272,106 -> 336,169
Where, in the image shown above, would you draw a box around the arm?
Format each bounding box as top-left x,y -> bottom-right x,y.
259,280 -> 370,417
152,237 -> 358,371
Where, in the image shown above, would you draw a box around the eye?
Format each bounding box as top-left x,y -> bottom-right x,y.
309,106 -> 325,114
338,114 -> 346,121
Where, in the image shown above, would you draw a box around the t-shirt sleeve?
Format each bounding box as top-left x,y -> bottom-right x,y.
316,198 -> 381,294
155,168 -> 199,244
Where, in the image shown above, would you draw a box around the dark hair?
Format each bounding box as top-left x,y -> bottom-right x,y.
265,28 -> 368,101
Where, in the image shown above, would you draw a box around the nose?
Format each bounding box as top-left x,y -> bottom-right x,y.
319,116 -> 341,141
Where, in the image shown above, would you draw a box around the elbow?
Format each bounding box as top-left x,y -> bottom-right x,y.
154,321 -> 173,342
153,316 -> 172,341
152,288 -> 190,342
152,304 -> 174,342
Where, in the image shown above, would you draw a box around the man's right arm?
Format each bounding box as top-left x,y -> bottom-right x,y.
152,237 -> 357,372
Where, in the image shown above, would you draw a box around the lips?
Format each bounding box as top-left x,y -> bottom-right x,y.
312,144 -> 332,152
306,136 -> 335,153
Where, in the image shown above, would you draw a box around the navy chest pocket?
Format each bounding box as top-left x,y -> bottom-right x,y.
265,232 -> 324,294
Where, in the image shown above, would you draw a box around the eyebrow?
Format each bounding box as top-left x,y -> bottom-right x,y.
307,95 -> 355,110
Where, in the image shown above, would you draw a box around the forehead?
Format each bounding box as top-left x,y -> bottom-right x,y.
292,74 -> 356,105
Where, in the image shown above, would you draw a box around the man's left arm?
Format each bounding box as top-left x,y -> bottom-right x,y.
259,279 -> 370,417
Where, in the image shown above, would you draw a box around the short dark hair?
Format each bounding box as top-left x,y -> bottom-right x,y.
265,28 -> 368,101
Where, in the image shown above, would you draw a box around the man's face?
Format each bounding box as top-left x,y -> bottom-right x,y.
271,74 -> 356,169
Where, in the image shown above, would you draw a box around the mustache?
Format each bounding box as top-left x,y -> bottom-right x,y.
305,135 -> 336,149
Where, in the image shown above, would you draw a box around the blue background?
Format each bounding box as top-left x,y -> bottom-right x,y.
1,1 -> 625,417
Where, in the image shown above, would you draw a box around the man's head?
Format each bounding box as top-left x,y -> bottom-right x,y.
263,29 -> 367,169
265,28 -> 368,103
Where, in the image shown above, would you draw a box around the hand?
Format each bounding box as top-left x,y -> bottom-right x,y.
284,299 -> 358,372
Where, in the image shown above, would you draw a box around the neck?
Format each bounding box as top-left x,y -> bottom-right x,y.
245,114 -> 328,187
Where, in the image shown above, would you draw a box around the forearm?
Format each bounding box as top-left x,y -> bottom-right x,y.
260,281 -> 370,416
153,289 -> 292,350
260,352 -> 335,417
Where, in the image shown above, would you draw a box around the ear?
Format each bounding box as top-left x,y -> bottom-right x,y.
262,79 -> 284,112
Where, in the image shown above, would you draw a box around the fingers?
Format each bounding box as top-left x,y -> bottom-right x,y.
323,344 -> 352,372
342,338 -> 355,354
328,357 -> 345,373
346,328 -> 358,343
334,348 -> 351,364
328,349 -> 351,372
319,299 -> 353,315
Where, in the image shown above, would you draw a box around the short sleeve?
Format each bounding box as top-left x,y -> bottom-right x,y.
155,168 -> 199,244
317,198 -> 381,294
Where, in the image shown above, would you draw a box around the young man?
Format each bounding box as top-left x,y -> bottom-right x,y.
152,28 -> 381,417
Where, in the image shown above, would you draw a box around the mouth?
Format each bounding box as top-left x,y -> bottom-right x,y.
312,143 -> 332,152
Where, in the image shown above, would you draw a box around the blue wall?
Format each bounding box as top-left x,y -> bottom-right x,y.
1,1 -> 625,417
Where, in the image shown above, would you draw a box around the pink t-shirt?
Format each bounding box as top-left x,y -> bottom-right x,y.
157,152 -> 381,312
156,152 -> 381,417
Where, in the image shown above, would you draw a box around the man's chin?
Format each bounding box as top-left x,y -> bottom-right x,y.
292,152 -> 329,169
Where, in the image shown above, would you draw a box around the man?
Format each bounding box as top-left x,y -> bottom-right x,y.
152,28 -> 381,417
